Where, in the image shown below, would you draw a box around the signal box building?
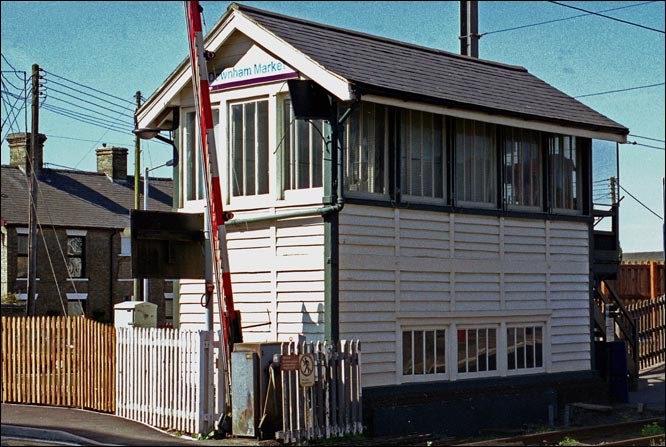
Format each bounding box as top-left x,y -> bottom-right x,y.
137,3 -> 628,436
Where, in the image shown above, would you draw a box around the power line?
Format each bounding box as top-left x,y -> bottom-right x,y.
629,134 -> 665,143
42,104 -> 133,135
43,100 -> 133,130
44,77 -> 135,113
42,69 -> 136,106
482,1 -> 657,36
618,184 -> 663,220
46,134 -> 133,146
574,82 -> 664,98
548,1 -> 665,34
43,86 -> 134,120
621,141 -> 665,151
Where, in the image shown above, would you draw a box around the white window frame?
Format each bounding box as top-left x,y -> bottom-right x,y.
506,323 -> 546,375
401,327 -> 448,380
344,101 -> 390,200
549,135 -> 583,215
66,292 -> 87,316
456,325 -> 499,378
454,118 -> 498,209
399,108 -> 447,205
65,230 -> 86,279
280,97 -> 326,197
504,127 -> 543,211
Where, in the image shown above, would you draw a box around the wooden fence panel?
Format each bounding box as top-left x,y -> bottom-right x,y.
114,327 -> 214,435
606,262 -> 665,301
628,295 -> 666,370
277,340 -> 362,444
1,316 -> 115,413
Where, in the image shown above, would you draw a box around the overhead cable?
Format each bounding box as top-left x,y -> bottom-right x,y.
574,82 -> 664,98
548,1 -> 665,34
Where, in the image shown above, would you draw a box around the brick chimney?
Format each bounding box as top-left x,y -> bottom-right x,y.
7,132 -> 47,175
96,145 -> 128,181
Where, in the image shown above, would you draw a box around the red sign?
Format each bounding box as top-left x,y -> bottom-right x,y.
280,354 -> 299,371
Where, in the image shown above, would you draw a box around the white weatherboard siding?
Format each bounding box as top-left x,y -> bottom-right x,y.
339,204 -> 591,388
178,215 -> 326,343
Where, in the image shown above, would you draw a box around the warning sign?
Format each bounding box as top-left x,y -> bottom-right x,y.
298,353 -> 315,387
280,354 -> 299,371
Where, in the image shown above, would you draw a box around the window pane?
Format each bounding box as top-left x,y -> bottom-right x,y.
535,327 -> 543,367
457,329 -> 466,373
478,328 -> 487,372
425,330 -> 435,374
185,112 -> 196,201
283,102 -> 293,190
468,329 -> 477,372
17,257 -> 28,278
436,330 -> 446,374
67,237 -> 83,256
67,258 -> 82,278
231,105 -> 244,196
402,331 -> 412,375
17,235 -> 28,255
244,103 -> 256,195
526,327 -> 535,368
312,120 -> 324,188
550,135 -> 580,211
296,120 -> 310,189
487,328 -> 497,371
455,119 -> 496,206
257,101 -> 268,194
345,102 -> 385,195
414,330 -> 424,375
507,327 -> 516,370
517,327 -> 525,369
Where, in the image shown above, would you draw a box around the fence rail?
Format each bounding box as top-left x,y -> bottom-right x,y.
1,316 -> 115,413
628,295 -> 666,370
278,340 -> 362,444
115,327 -> 214,435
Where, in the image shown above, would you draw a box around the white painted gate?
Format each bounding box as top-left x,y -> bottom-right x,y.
115,328 -> 215,435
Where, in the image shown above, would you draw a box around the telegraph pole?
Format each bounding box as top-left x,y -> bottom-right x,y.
27,64 -> 40,316
133,91 -> 141,302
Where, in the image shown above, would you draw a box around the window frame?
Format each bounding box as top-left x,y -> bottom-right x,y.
506,324 -> 545,374
401,328 -> 447,378
16,231 -> 28,279
548,135 -> 584,215
456,325 -> 499,378
66,233 -> 86,279
503,127 -> 544,212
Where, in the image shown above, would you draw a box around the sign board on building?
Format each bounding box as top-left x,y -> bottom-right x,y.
210,45 -> 298,92
298,353 -> 315,388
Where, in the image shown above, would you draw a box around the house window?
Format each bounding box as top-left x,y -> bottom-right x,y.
67,235 -> 85,278
457,327 -> 497,373
504,127 -> 543,210
549,135 -> 581,212
345,102 -> 387,196
399,109 -> 446,202
283,100 -> 325,190
507,325 -> 543,370
230,100 -> 269,197
67,293 -> 86,316
402,329 -> 446,375
184,111 -> 205,201
454,118 -> 497,207
17,233 -> 28,278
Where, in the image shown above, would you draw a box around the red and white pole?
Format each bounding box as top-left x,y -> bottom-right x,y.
185,1 -> 241,351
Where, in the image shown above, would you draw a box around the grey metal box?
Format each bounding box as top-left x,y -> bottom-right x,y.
231,351 -> 258,437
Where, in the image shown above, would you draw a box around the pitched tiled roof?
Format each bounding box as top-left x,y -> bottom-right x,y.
1,166 -> 173,229
234,3 -> 627,136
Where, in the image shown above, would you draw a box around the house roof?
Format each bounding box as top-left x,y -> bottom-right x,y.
233,3 -> 627,137
0,166 -> 173,230
138,3 -> 628,142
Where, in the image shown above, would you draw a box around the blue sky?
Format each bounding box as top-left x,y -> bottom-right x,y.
1,1 -> 664,253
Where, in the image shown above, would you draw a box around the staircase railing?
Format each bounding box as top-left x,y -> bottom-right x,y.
594,280 -> 639,381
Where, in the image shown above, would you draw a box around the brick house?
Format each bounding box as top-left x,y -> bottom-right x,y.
1,132 -> 174,324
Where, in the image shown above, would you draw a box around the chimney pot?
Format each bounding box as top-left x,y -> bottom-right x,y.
96,146 -> 128,181
7,132 -> 47,175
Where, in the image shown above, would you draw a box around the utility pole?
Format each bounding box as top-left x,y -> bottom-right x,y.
460,1 -> 479,58
27,64 -> 40,316
133,91 -> 141,302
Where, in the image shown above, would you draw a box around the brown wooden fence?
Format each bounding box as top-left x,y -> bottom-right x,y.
627,295 -> 666,371
1,316 -> 115,413
605,261 -> 665,301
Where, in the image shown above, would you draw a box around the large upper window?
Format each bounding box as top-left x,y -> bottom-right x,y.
400,109 -> 446,202
230,100 -> 269,197
549,135 -> 582,213
344,102 -> 387,196
282,100 -> 325,190
454,118 -> 497,207
504,128 -> 543,210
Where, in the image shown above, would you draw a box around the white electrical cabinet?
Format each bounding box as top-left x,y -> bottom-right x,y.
114,301 -> 157,328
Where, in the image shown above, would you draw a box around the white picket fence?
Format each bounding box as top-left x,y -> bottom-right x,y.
278,340 -> 362,444
115,328 -> 215,435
